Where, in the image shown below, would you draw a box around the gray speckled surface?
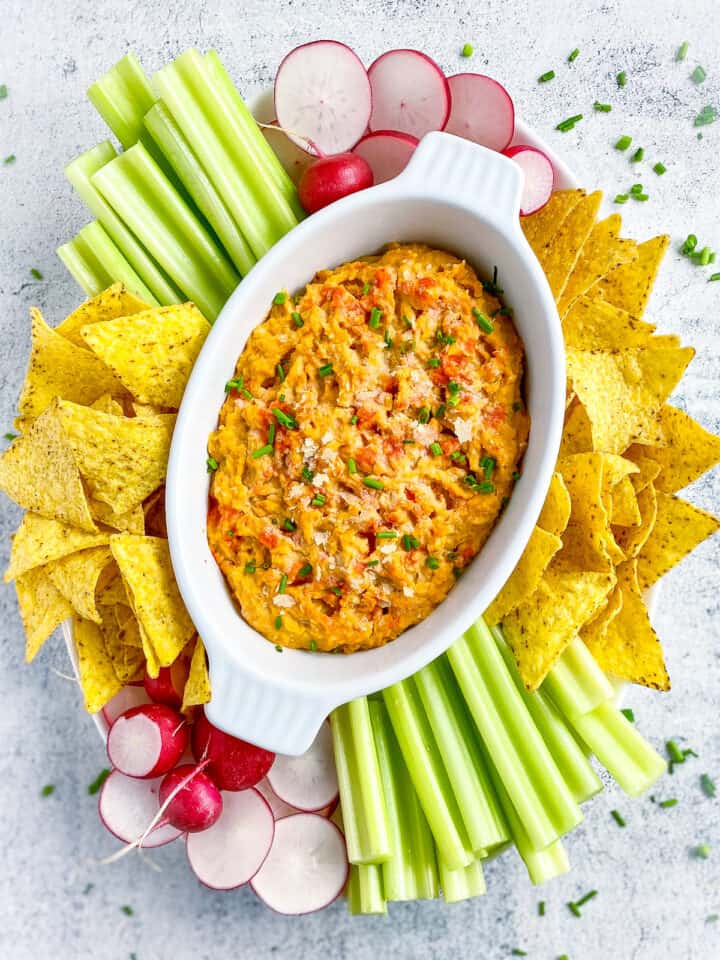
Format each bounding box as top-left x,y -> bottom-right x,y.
1,1 -> 719,958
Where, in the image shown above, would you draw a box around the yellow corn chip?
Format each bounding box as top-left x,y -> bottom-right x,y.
91,393 -> 125,416
57,401 -> 175,515
46,546 -> 114,624
521,189 -> 586,252
537,191 -> 603,302
80,304 -> 210,408
626,405 -> 720,495
591,235 -> 670,318
16,565 -> 74,662
73,616 -> 123,713
55,283 -> 150,347
5,512 -> 109,582
566,345 -> 694,454
610,476 -> 642,527
138,619 -> 161,678
613,481 -> 658,560
559,400 -> 594,458
99,608 -> 146,683
182,636 -> 212,712
557,453 -> 615,571
485,526 -> 563,624
562,296 -> 656,350
537,473 -> 572,537
625,454 -> 662,493
0,401 -> 96,531
558,215 -> 638,315
580,581 -> 623,646
17,308 -> 122,417
90,498 -> 146,534
110,534 -> 195,672
143,486 -> 167,538
637,493 -> 719,590
96,573 -> 129,607
132,401 -> 168,417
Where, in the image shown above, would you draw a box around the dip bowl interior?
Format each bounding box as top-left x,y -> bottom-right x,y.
167,132 -> 565,754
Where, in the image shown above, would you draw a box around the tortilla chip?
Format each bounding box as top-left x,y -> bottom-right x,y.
522,189 -> 585,252
73,616 -> 123,713
566,345 -> 694,454
132,401 -> 168,417
99,607 -> 146,683
96,572 -> 129,607
55,283 -> 150,347
182,636 -> 212,712
16,566 -> 74,662
0,401 -> 96,530
558,215 -> 638,315
143,486 -> 167,538
626,405 -> 720,495
537,473 -> 572,537
559,400 -> 594,458
46,546 -> 114,624
56,401 -> 175,515
562,296 -> 656,350
613,481 -> 658,560
91,393 -> 125,416
110,535 -> 195,672
537,191 -> 603,302
625,454 -> 662,493
80,304 -> 210,408
90,498 -> 146,534
485,526 -> 563,624
503,563 -> 615,689
5,512 -> 109,582
610,476 -> 642,527
636,493 -> 719,590
587,561 -> 670,690
17,308 -> 122,417
580,581 -> 623,646
557,453 -> 615,571
591,235 -> 670,318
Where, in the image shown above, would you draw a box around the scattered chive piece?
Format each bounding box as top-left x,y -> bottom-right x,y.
611,809 -> 626,827
376,531 -> 397,539
417,406 -> 431,424
278,574 -> 287,594
299,563 -> 312,578
291,310 -> 303,328
708,273 -> 720,282
575,890 -> 598,907
368,306 -> 383,329
559,955 -> 569,960
276,362 -> 285,383
400,339 -> 414,354
695,843 -> 711,859
310,493 -> 326,506
3,432 -> 18,441
461,43 -> 474,57
402,534 -> 419,551
472,306 -> 494,333
346,457 -> 357,475
511,952 -> 528,958
402,439 -> 415,445
676,41 -> 689,62
3,154 -> 16,165
274,616 -> 283,630
88,769 -> 110,795
268,423 -> 276,446
426,556 -> 440,570
329,586 -> 343,597
658,798 -> 678,808
615,134 -> 632,150
691,65 -> 707,84
436,403 -> 447,418
538,70 -> 555,83
384,329 -> 393,348
567,901 -> 582,917
272,408 -> 297,429
275,644 -> 283,651
482,456 -> 496,479
450,451 -> 467,463
538,901 -> 546,916
273,291 -> 287,305
594,101 -> 612,112
309,639 -> 317,651
631,147 -> 644,162
0,85 -> 7,99
699,247 -> 712,266
318,363 -> 334,377
244,562 -> 256,574
617,70 -> 627,87
614,194 -> 629,204
30,267 -> 43,280
240,387 -> 253,401
121,906 -> 134,916
83,883 -> 94,895
301,466 -> 314,482
512,401 -> 521,411
653,162 -> 667,175
430,442 -> 443,457
556,114 -> 583,132
635,193 -> 649,201
695,105 -> 717,127
708,915 -> 720,923
41,784 -> 55,797
568,48 -> 580,62
361,281 -> 371,295
621,707 -> 635,723
225,375 -> 245,392
363,477 -> 384,490
666,739 -> 685,767
682,234 -> 698,255
427,357 -> 441,368
350,414 -> 358,425
206,456 -> 218,472
251,444 -> 273,459
629,183 -> 643,194
700,773 -> 716,797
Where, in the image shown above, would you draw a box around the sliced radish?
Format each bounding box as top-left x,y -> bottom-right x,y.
102,686 -> 151,726
353,130 -> 418,184
191,711 -> 275,791
503,144 -> 555,216
159,764 -> 223,833
444,74 -> 515,152
107,704 -> 188,779
98,769 -> 182,847
186,788 -> 274,890
255,778 -> 299,820
251,813 -> 348,915
262,124 -> 317,185
143,657 -> 190,709
368,50 -> 449,139
317,795 -> 339,819
266,721 -> 338,812
274,41 -> 371,155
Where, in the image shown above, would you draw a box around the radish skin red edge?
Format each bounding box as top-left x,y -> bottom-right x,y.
107,704 -> 189,779
444,74 -> 515,152
266,720 -> 339,812
250,814 -> 349,915
191,710 -> 275,790
352,131 -> 419,184
367,49 -> 450,139
503,145 -> 555,216
101,685 -> 151,726
98,770 -> 183,848
159,764 -> 223,832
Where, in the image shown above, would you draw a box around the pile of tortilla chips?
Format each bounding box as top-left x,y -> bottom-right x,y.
485,190 -> 720,691
0,284 -> 211,714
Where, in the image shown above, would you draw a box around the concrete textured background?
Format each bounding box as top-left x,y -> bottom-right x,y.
1,1 -> 719,958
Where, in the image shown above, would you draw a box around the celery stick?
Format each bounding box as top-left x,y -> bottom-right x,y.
347,864 -> 387,915
92,143 -> 239,320
330,700 -> 391,865
571,701 -> 667,796
76,221 -> 157,302
144,101 -> 256,277
153,51 -> 298,258
439,856 -> 486,903
414,657 -> 509,853
493,629 -> 603,804
383,679 -> 472,870
369,700 -> 439,901
57,235 -> 113,297
543,637 -> 615,720
65,143 -> 182,305
88,53 -> 157,149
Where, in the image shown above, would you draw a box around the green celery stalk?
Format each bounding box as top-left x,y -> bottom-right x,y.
153,49 -> 298,258
382,679 -> 473,870
57,222 -> 157,303
347,863 -> 387,915
543,637 -> 615,720
88,52 -> 157,149
493,629 -> 603,804
438,856 -> 486,903
414,657 -> 509,853
65,143 -> 182,305
57,233 -> 113,297
449,620 -> 582,852
144,101 -> 256,276
570,701 -> 667,796
330,699 -> 391,865
91,142 -> 239,320
369,700 -> 439,901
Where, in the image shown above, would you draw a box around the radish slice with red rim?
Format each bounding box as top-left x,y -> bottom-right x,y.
255,778 -> 299,820
250,813 -> 348,915
266,721 -> 338,813
444,74 -> 515,152
186,788 -> 275,890
274,41 -> 371,155
98,769 -> 183,848
353,130 -> 418,183
368,49 -> 450,138
102,686 -> 151,726
503,144 -> 555,216
107,704 -> 188,779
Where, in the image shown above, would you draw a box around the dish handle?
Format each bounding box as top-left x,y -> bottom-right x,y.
396,130 -> 524,223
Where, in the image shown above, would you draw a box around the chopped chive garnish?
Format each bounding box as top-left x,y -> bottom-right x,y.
309,639 -> 318,651
329,586 -> 343,597
384,329 -> 393,348
363,477 -> 384,490
630,183 -> 644,194
240,387 -> 253,401
450,451 -> 466,463
611,809 -> 626,827
400,339 -> 414,354
244,561 -> 256,574
568,48 -> 579,62
276,362 -> 285,383
278,574 -> 288,594
367,560 -> 379,566
402,534 -> 419,551
41,784 -> 55,797
350,414 -> 358,425
635,193 -> 649,201
709,273 -> 720,282
681,234 -> 698,255
436,329 -> 456,345
698,246 -> 712,266
436,403 -> 447,418
695,105 -> 717,126
301,466 -> 314,482
666,739 -> 686,766
511,952 -> 528,957
417,406 -> 431,424
273,291 -> 287,305
556,114 -> 583,132
3,154 -> 16,165
318,363 -> 334,377
615,134 -> 632,150
430,442 -> 442,457
621,707 -> 635,722
631,147 -> 644,162
614,194 -> 629,204
567,901 -> 582,917
291,310 -> 303,328
251,444 -> 273,459
482,456 -> 496,479
676,41 -> 689,61
461,43 -> 474,57
275,644 -> 283,651
538,901 -> 546,916
121,905 -> 134,916
4,432 -> 18,441
538,70 -> 555,83
426,556 -> 440,570
704,774 -> 720,797
658,798 -> 678,808
594,101 -> 612,112
347,457 -> 357,474
402,439 -> 416,445
30,268 -> 43,280
695,843 -> 711,859
272,408 -> 297,429
311,493 -> 326,506
299,564 -> 312,578
691,65 -> 707,84
274,616 -> 283,630
653,162 -> 667,175
472,306 -> 494,333
368,306 -> 383,329
88,768 -> 111,795
617,70 -> 627,86
575,890 -> 598,907
427,357 -> 441,368
282,518 -> 296,532
0,85 -> 7,99
268,423 -> 276,446
376,531 -> 397,539
207,456 -> 218,472
361,281 -> 371,295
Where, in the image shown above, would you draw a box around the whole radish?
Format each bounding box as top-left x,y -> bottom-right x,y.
158,764 -> 223,832
144,657 -> 190,709
191,711 -> 275,791
298,153 -> 374,214
107,703 -> 188,779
